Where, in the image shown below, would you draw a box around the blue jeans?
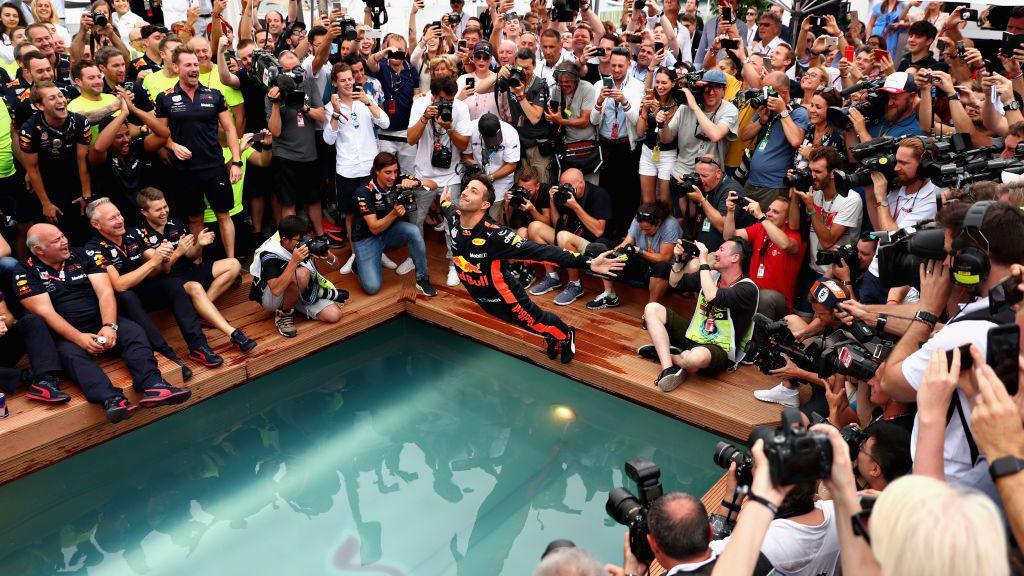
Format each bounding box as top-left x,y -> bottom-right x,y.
353,221 -> 429,295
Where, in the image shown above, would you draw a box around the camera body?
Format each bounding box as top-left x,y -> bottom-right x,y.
507,185 -> 531,210
550,0 -> 579,22
300,237 -> 330,257
876,221 -> 947,289
435,99 -> 454,123
754,407 -> 833,485
714,442 -> 753,486
677,171 -> 703,194
447,11 -> 462,24
606,458 -> 663,565
553,182 -> 575,207
92,10 -> 108,27
336,16 -> 358,41
815,242 -> 859,274
840,423 -> 868,460
253,50 -> 307,106
784,166 -> 813,190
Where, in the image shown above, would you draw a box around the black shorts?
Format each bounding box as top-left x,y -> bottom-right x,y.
664,308 -> 733,376
178,166 -> 233,217
0,172 -> 37,223
273,158 -> 320,206
334,175 -> 370,215
621,257 -> 671,288
176,260 -> 216,290
243,163 -> 273,202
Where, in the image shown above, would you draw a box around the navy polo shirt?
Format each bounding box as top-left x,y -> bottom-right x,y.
155,83 -> 228,171
84,231 -> 150,275
13,248 -> 105,331
138,218 -> 193,274
373,61 -> 419,131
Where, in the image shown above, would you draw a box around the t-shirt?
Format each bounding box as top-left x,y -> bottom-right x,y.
748,106 -> 810,188
696,177 -> 749,251
467,118 -> 521,201
265,73 -> 324,162
553,183 -> 612,241
143,68 -> 244,108
677,271 -> 759,342
669,100 -> 740,178
93,138 -> 154,219
509,75 -> 552,147
67,93 -> 119,140
84,231 -> 149,275
745,222 -> 806,309
550,81 -> 597,144
234,68 -> 268,132
18,111 -> 92,202
12,248 -> 104,332
408,96 -> 472,186
808,190 -> 863,275
154,84 -> 228,171
137,217 -> 194,275
759,501 -> 840,576
867,180 -> 938,277
627,217 -> 682,254
374,61 -> 420,131
868,111 -> 923,140
352,179 -> 396,242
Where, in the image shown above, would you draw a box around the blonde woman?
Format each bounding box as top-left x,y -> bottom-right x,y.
110,0 -> 147,46
30,0 -> 69,46
411,21 -> 452,93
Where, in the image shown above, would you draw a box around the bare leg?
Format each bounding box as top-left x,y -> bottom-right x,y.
206,258 -> 241,301
556,231 -> 586,284
673,347 -> 711,372
640,174 -> 656,205
251,196 -> 265,233
643,302 -> 675,371
184,281 -> 236,337
307,202 -> 324,236
215,212 -> 236,259
528,221 -> 558,277
657,178 -> 672,205
316,303 -> 343,323
649,277 -> 669,303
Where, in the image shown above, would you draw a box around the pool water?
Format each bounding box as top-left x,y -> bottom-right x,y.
0,318 -> 727,575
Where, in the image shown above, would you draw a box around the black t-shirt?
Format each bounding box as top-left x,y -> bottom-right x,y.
897,52 -> 938,72
678,272 -> 759,343
12,248 -> 105,332
554,183 -> 612,241
19,111 -> 92,203
154,83 -> 228,171
84,230 -> 150,275
92,138 -> 154,218
234,68 -> 268,132
515,76 -> 552,147
696,176 -> 750,251
128,54 -> 162,82
506,183 -> 550,229
138,218 -> 194,275
352,180 -> 398,242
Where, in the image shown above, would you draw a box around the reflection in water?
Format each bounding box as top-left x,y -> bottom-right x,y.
0,319 -> 725,575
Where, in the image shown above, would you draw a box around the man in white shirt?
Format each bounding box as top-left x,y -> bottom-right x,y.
537,29 -> 566,89
464,113 -> 520,221
791,147 -> 863,276
752,11 -> 785,56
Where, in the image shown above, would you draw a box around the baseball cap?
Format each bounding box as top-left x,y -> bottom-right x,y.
809,278 -> 850,309
701,69 -> 728,86
880,71 -> 916,94
553,61 -> 579,78
473,41 -> 494,56
478,113 -> 503,148
140,25 -> 168,39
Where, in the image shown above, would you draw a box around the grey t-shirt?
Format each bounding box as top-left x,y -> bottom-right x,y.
266,74 -> 324,162
628,217 -> 683,253
669,99 -> 739,178
551,81 -> 597,144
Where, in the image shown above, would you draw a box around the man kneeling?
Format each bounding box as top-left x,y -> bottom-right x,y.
250,216 -> 348,337
641,238 -> 759,392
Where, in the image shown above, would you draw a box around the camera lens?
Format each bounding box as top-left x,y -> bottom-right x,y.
605,487 -> 641,525
713,442 -> 739,469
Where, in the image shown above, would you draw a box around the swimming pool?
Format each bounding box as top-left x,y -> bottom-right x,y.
0,318 -> 727,575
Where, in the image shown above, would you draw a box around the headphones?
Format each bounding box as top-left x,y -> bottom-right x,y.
951,200 -> 994,288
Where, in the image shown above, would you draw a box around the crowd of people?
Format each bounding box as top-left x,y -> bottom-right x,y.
0,0 -> 1023,573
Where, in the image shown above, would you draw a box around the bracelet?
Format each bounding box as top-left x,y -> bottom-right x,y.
1008,71 -> 1024,81
745,491 -> 779,516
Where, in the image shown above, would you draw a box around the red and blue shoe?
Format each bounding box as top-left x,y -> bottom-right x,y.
138,383 -> 192,408
189,345 -> 224,367
103,396 -> 137,423
25,375 -> 71,404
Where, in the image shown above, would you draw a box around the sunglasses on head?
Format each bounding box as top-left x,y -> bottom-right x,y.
695,156 -> 720,167
637,210 -> 656,222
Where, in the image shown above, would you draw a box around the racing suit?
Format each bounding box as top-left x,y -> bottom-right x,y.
442,201 -> 591,341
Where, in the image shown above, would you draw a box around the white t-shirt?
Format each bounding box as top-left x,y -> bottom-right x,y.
322,100 -> 390,178
408,95 -> 471,186
760,500 -> 840,576
809,189 -> 863,274
902,298 -> 1000,502
868,180 -> 939,276
467,118 -> 521,202
302,55 -> 332,129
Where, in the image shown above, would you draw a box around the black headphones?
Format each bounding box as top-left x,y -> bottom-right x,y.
951,200 -> 994,288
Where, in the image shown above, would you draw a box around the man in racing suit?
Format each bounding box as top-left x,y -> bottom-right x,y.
439,176 -> 623,363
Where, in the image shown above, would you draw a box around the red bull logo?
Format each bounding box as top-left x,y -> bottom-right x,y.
452,256 -> 482,274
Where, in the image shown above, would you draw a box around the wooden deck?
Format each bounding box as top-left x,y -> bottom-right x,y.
0,237 -> 782,486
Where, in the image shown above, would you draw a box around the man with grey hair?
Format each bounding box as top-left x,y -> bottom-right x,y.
13,223 -> 192,423
532,547 -> 605,576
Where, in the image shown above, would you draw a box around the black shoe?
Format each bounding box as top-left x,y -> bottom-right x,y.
138,383 -> 192,408
166,355 -> 193,381
560,328 -> 576,364
545,336 -> 558,360
25,375 -> 71,403
416,277 -> 438,297
637,344 -> 682,361
103,395 -> 137,423
230,329 -> 257,353
189,345 -> 224,367
656,366 -> 686,392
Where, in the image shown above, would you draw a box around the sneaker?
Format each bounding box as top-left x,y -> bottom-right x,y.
396,257 -> 415,275
446,265 -> 460,287
381,254 -> 399,270
189,345 -> 224,367
275,309 -> 297,338
103,395 -> 137,423
168,356 -> 193,382
529,275 -> 562,296
230,329 -> 257,353
559,328 -> 577,364
25,376 -> 71,403
656,366 -> 686,392
637,344 -> 682,361
340,253 -> 355,274
754,383 -> 800,408
554,282 -> 584,306
416,277 -> 438,297
586,293 -> 620,310
545,336 -> 558,360
321,231 -> 347,249
138,383 -> 193,407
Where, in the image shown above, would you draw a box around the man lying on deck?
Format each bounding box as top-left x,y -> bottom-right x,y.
438,176 -> 624,363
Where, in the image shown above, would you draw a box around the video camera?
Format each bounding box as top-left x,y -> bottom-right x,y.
745,314 -> 891,380
550,0 -> 579,22
875,221 -> 948,289
253,51 -> 307,106
606,458 -> 663,565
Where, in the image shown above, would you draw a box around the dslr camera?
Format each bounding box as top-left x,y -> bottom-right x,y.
92,10 -> 109,27
755,407 -> 834,485
507,185 -> 531,210
815,242 -> 859,272
390,176 -> 422,212
335,16 -> 358,41
606,458 -> 664,565
550,0 -> 579,22
553,183 -> 575,207
435,99 -> 454,123
446,11 -> 462,25
783,166 -> 813,190
300,236 -> 330,257
675,172 -> 703,194
498,66 -> 528,92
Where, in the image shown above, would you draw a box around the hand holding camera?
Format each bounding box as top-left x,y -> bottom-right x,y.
291,243 -> 311,262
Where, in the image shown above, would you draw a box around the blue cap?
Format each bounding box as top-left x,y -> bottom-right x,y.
702,69 -> 728,86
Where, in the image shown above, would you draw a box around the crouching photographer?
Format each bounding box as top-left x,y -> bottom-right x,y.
641,237 -> 758,393
249,216 -> 349,338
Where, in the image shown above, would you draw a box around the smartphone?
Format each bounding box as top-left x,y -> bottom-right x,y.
593,47 -> 606,57
809,15 -> 825,27
988,323 -> 1020,395
872,48 -> 889,61
946,343 -> 974,372
503,11 -> 517,21
331,0 -> 341,12
844,45 -> 855,62
824,36 -> 839,49
721,37 -> 739,50
224,49 -> 236,60
956,40 -> 966,61
458,39 -> 467,50
721,6 -> 733,23
654,41 -> 664,53
602,77 -> 614,89
627,33 -> 643,44
1002,32 -> 1024,58
465,77 -> 475,89
390,50 -> 406,60
961,8 -> 978,22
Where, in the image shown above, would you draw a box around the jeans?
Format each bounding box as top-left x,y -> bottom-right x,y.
353,221 -> 429,295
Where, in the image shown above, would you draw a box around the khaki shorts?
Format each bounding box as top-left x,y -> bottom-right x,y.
664,308 -> 734,376
260,287 -> 335,320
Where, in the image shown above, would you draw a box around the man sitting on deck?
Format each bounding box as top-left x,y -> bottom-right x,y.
438,176 -> 624,364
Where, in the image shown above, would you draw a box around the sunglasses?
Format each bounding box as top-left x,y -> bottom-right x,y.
695,156 -> 720,168
637,211 -> 656,222
473,53 -> 491,60
815,86 -> 838,95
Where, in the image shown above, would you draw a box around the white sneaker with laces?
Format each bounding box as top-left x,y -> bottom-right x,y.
381,254 -> 398,270
446,265 -> 460,287
340,253 -> 355,274
395,257 -> 415,275
753,383 -> 800,408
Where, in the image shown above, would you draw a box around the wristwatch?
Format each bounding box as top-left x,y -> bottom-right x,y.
989,456 -> 1024,481
699,263 -> 712,272
102,322 -> 119,332
875,313 -> 888,332
946,92 -> 960,101
1006,100 -> 1022,111
877,198 -> 890,208
912,310 -> 939,328
231,160 -> 243,167
780,110 -> 790,119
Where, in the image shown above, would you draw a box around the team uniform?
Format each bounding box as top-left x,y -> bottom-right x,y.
137,218 -> 216,287
18,111 -> 92,239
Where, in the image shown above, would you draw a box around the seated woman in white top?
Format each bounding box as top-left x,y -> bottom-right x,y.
111,0 -> 147,46
31,0 -> 70,46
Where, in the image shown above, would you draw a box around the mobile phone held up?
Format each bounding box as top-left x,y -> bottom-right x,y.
721,6 -> 733,23
988,323 -> 1020,396
465,77 -> 475,90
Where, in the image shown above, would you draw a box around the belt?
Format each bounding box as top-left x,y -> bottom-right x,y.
377,133 -> 408,143
199,13 -> 212,18
600,137 -> 631,145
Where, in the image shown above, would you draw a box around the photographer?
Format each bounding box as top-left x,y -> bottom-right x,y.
791,147 -> 863,277
642,237 -> 757,392
505,166 -> 551,234
724,194 -> 804,319
547,62 -> 599,185
862,136 -> 937,305
832,233 -> 878,302
679,155 -> 747,259
883,201 -> 1024,496
854,421 -> 913,491
848,72 -> 923,144
739,72 -> 807,210
463,112 -> 520,221
370,37 -> 420,175
249,215 -> 348,338
350,153 -> 436,298
494,49 -> 553,182
586,203 -> 682,309
665,69 -> 738,178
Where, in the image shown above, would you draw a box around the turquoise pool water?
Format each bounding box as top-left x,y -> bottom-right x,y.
0,318 -> 726,575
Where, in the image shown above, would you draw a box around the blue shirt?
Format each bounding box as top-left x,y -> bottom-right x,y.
868,112 -> 923,139
373,61 -> 419,131
596,77 -> 630,139
748,106 -> 810,189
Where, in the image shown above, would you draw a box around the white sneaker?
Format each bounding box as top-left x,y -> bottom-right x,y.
433,221 -> 446,232
446,265 -> 460,287
381,254 -> 398,270
340,253 -> 355,274
395,257 -> 415,275
753,383 -> 800,408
